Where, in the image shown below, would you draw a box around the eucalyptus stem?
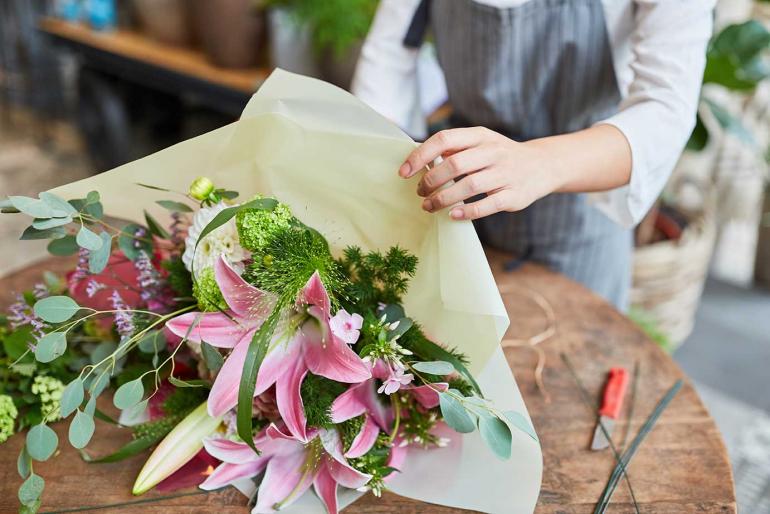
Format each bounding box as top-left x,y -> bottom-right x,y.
389,394 -> 402,443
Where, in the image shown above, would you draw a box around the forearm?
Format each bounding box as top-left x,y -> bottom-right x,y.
527,124 -> 632,195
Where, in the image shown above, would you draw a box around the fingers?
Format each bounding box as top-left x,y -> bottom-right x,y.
417,147 -> 492,197
449,191 -> 511,221
422,170 -> 503,213
400,127 -> 488,178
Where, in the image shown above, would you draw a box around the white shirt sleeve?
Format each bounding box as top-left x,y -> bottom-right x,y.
351,0 -> 425,138
591,0 -> 716,228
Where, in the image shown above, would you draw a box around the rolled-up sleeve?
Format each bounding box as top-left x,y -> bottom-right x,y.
592,0 -> 715,227
352,0 -> 424,137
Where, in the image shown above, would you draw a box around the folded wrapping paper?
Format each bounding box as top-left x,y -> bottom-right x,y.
51,69 -> 542,513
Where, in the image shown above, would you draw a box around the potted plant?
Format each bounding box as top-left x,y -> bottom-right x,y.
631,19 -> 770,349
190,0 -> 266,69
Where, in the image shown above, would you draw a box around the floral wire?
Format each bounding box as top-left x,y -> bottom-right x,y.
499,283 -> 556,403
560,353 -> 640,514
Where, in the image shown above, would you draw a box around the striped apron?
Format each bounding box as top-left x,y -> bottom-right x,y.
408,0 -> 633,309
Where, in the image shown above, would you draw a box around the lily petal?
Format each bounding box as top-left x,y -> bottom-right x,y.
301,317 -> 371,383
207,334 -> 253,417
344,415 -> 379,459
385,440 -> 408,482
275,356 -> 309,442
319,429 -> 371,489
203,437 -> 257,464
254,447 -> 315,513
331,380 -> 388,430
297,271 -> 331,317
406,382 -> 448,409
166,311 -> 249,348
254,331 -> 302,396
313,463 -> 339,514
214,255 -> 273,320
200,460 -> 268,491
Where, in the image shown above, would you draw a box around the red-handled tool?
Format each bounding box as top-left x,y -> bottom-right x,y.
590,367 -> 629,450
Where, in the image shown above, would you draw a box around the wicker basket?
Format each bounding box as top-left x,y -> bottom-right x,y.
630,199 -> 717,349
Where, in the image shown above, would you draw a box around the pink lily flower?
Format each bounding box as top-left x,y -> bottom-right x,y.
166,255 -> 371,440
202,424 -> 371,514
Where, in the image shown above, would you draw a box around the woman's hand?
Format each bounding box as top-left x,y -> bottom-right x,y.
399,125 -> 632,220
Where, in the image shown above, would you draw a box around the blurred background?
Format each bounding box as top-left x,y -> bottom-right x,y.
0,0 -> 769,510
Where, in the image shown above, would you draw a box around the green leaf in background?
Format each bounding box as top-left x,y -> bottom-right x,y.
76,226 -> 104,251
438,391 -> 476,433
34,295 -> 80,323
84,201 -> 104,220
20,225 -> 66,240
703,97 -> 756,146
156,200 -> 193,213
502,410 -> 538,441
386,317 -> 413,341
168,376 -> 208,388
479,414 -> 512,459
412,360 -> 455,375
686,113 -> 709,152
26,424 -> 58,461
33,332 -> 67,363
47,235 -> 79,256
144,210 -> 170,239
113,379 -> 144,410
32,216 -> 72,230
60,378 -> 85,418
82,435 -> 159,464
39,192 -> 78,217
86,191 -> 100,204
136,183 -> 172,193
18,473 -> 44,506
9,196 -> 59,218
68,410 -> 96,449
201,341 -> 224,373
17,446 -> 31,479
3,325 -> 34,360
137,330 -> 166,354
703,20 -> 770,90
118,223 -> 153,260
88,232 -> 113,274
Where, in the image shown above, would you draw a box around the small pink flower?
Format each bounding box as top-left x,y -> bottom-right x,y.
329,309 -> 363,346
377,363 -> 414,395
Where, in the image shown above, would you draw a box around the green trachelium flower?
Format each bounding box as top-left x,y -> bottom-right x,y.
31,375 -> 65,421
0,395 -> 18,443
235,196 -> 294,252
193,266 -> 228,312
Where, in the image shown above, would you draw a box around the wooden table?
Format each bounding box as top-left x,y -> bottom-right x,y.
0,252 -> 737,513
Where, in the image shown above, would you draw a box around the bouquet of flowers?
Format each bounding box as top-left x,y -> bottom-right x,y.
1,70 -> 541,514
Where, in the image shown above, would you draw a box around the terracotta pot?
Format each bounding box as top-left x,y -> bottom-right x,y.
132,0 -> 194,47
191,0 -> 265,69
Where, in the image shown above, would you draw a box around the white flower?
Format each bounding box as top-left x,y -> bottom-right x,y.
182,202 -> 248,276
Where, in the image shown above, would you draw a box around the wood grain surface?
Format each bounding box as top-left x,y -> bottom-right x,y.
38,18 -> 269,94
0,251 -> 736,513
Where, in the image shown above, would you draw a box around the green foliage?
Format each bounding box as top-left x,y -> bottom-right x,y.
265,0 -> 378,56
0,395 -> 18,443
628,308 -> 672,352
337,246 -> 418,311
300,373 -> 346,429
33,296 -> 80,324
245,225 -> 347,307
162,257 -> 194,299
397,393 -> 442,448
347,434 -> 398,497
339,415 -> 366,452
235,197 -> 293,252
192,267 -> 228,312
26,423 -> 58,461
113,379 -> 144,410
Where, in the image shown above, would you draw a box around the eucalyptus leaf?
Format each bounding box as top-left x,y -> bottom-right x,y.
47,235 -> 79,256
137,331 -> 165,354
88,372 -> 110,398
387,317 -> 413,341
201,341 -> 224,373
479,415 -> 512,459
136,183 -> 172,193
68,410 -> 96,449
144,210 -> 170,239
86,191 -> 100,204
17,446 -> 31,479
438,392 -> 476,433
502,410 -> 538,441
26,424 -> 58,461
60,378 -> 85,418
156,200 -> 193,213
412,360 -> 455,376
88,232 -> 113,274
32,216 -> 72,230
18,473 -> 44,506
34,296 -> 80,323
84,394 -> 97,416
113,378 -> 144,410
40,192 -> 78,216
76,226 -> 104,251
84,201 -> 104,220
380,303 -> 405,323
33,332 -> 67,363
20,225 -> 66,240
118,223 -> 152,260
9,196 -> 56,218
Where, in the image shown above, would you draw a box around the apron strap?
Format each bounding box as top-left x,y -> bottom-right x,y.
403,0 -> 431,49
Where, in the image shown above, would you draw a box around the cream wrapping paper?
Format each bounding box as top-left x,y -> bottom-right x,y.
51,69 -> 542,513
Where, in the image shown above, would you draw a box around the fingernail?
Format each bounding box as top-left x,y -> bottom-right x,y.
422,198 -> 433,212
417,183 -> 425,197
450,208 -> 464,220
399,162 -> 411,177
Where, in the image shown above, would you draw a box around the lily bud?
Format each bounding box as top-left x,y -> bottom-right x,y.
189,177 -> 215,201
132,402 -> 222,495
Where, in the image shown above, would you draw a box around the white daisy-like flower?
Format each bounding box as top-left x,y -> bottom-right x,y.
182,202 -> 248,276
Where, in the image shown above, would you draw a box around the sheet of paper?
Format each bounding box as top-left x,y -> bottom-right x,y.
51,69 -> 542,514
